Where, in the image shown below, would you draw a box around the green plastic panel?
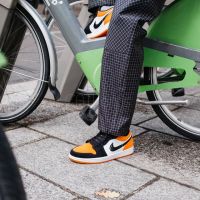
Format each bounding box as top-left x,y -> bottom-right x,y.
76,48 -> 199,94
76,0 -> 200,94
76,48 -> 103,94
148,0 -> 200,50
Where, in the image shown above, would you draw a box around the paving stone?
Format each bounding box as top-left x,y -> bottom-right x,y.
120,131 -> 200,189
6,127 -> 46,148
130,125 -> 146,137
172,107 -> 200,128
137,93 -> 148,100
166,0 -> 176,5
184,97 -> 200,111
21,170 -> 75,200
4,81 -> 36,95
139,116 -> 182,138
18,100 -> 83,126
140,106 -> 200,138
131,103 -> 156,125
29,112 -> 99,144
184,88 -> 200,97
2,85 -> 37,110
14,138 -> 155,199
4,123 -> 21,131
180,95 -> 200,111
128,178 -> 200,200
30,112 -> 146,145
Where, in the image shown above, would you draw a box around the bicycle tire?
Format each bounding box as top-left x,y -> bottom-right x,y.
145,67 -> 200,141
0,125 -> 26,200
0,4 -> 50,124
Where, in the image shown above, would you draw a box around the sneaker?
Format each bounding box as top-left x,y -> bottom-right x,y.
69,131 -> 134,164
85,6 -> 113,39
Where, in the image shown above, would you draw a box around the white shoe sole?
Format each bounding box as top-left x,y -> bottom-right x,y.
69,148 -> 134,164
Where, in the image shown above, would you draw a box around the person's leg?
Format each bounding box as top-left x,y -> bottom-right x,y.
88,0 -> 115,13
69,0 -> 165,164
98,0 -> 165,136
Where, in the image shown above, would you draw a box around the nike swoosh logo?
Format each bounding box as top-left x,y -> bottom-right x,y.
110,136 -> 132,152
93,13 -> 110,29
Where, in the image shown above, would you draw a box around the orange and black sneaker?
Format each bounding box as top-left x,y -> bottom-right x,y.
69,131 -> 134,164
85,6 -> 113,39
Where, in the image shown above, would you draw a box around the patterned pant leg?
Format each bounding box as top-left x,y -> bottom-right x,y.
88,0 -> 115,13
98,0 -> 165,136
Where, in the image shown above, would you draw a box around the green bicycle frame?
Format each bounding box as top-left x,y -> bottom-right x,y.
76,0 -> 200,94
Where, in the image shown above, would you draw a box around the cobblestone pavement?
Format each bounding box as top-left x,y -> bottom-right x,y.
5,97 -> 200,200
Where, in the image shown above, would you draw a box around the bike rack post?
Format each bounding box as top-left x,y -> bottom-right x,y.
45,1 -> 90,102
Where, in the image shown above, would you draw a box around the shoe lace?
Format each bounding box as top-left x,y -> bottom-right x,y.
87,132 -> 113,147
88,13 -> 96,22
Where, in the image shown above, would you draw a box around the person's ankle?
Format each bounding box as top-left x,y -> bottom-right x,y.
100,130 -> 130,137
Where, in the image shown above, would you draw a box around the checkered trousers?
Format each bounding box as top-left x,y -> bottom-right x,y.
98,0 -> 166,136
88,0 -> 115,13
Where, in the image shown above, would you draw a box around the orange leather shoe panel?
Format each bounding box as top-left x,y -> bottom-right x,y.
117,132 -> 132,142
104,13 -> 112,25
97,8 -> 113,17
73,143 -> 96,155
123,138 -> 134,150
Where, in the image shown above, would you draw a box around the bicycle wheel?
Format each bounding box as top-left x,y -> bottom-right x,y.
0,4 -> 50,124
145,67 -> 200,141
0,125 -> 26,200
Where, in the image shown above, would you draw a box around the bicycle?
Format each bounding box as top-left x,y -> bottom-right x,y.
0,53 -> 26,200
0,0 -> 200,141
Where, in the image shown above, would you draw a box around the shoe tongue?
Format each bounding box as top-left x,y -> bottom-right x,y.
100,6 -> 113,11
87,132 -> 116,147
